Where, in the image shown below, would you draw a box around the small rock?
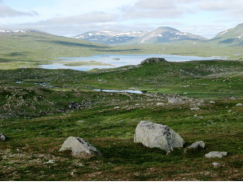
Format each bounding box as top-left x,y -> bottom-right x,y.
194,114 -> 204,119
236,103 -> 243,106
77,120 -> 85,123
212,162 -> 220,167
210,101 -> 215,104
187,141 -> 205,149
205,151 -> 227,158
114,106 -> 120,109
0,133 -> 6,141
228,110 -> 231,113
156,103 -> 164,106
183,92 -> 187,95
46,160 -> 55,164
190,107 -> 200,111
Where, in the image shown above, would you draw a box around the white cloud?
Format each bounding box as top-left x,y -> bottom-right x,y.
0,4 -> 38,17
136,0 -> 175,9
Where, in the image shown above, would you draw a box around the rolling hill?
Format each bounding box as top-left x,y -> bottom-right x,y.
209,23 -> 243,46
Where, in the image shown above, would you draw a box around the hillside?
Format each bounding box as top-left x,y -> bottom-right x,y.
209,23 -> 243,46
0,30 -> 116,69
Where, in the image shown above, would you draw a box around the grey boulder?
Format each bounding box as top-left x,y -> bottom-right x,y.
134,121 -> 185,152
59,137 -> 101,158
205,151 -> 227,158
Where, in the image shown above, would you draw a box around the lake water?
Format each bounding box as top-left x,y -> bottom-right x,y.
93,89 -> 142,94
40,54 -> 221,71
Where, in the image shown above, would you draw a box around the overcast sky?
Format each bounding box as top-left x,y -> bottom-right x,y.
0,0 -> 242,38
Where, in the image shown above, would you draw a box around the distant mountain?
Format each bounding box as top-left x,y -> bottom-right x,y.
130,27 -> 207,44
0,29 -> 41,34
209,23 -> 243,46
74,27 -> 207,45
74,30 -> 148,45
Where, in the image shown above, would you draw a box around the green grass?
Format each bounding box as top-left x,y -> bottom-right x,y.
0,59 -> 243,180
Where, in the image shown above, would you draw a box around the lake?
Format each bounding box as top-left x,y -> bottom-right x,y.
40,54 -> 221,71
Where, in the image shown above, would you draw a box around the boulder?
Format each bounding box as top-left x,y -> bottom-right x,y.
0,133 -> 6,141
59,137 -> 101,158
187,141 -> 205,149
205,151 -> 227,158
134,121 -> 185,152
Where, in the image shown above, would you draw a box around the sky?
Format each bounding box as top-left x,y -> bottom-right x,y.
0,0 -> 242,38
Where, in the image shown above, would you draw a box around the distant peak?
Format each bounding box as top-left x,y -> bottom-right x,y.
156,26 -> 179,32
236,23 -> 243,28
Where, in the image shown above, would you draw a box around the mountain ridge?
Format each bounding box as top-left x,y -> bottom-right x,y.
74,26 -> 207,45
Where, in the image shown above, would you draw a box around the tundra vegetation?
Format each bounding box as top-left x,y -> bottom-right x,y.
0,33 -> 243,180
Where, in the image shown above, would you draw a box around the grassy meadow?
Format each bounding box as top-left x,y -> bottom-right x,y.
0,32 -> 243,180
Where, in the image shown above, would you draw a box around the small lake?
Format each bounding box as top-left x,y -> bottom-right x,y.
40,54 -> 221,71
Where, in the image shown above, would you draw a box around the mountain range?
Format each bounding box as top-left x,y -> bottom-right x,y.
74,27 -> 207,45
74,24 -> 243,46
1,24 -> 243,46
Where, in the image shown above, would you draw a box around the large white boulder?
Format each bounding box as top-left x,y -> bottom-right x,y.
59,137 -> 101,158
134,121 -> 185,152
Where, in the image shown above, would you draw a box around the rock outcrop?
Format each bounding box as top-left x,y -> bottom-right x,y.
140,58 -> 167,65
59,137 -> 101,158
134,121 -> 185,152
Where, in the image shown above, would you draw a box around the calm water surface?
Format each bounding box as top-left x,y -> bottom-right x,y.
40,54 -> 221,71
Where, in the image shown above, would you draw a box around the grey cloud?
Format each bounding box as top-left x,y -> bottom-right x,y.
136,0 -> 175,9
34,12 -> 118,25
0,4 -> 39,17
121,0 -> 195,20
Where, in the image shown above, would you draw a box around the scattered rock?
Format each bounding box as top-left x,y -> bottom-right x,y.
236,103 -> 243,106
183,92 -> 187,95
168,97 -> 183,104
212,162 -> 221,167
77,120 -> 85,123
46,160 -> 55,164
114,106 -> 120,109
190,107 -> 200,111
209,101 -> 215,104
194,114 -> 204,119
0,133 -> 6,141
187,141 -> 205,149
134,121 -> 185,152
156,103 -> 164,106
59,137 -> 102,158
205,151 -> 227,158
